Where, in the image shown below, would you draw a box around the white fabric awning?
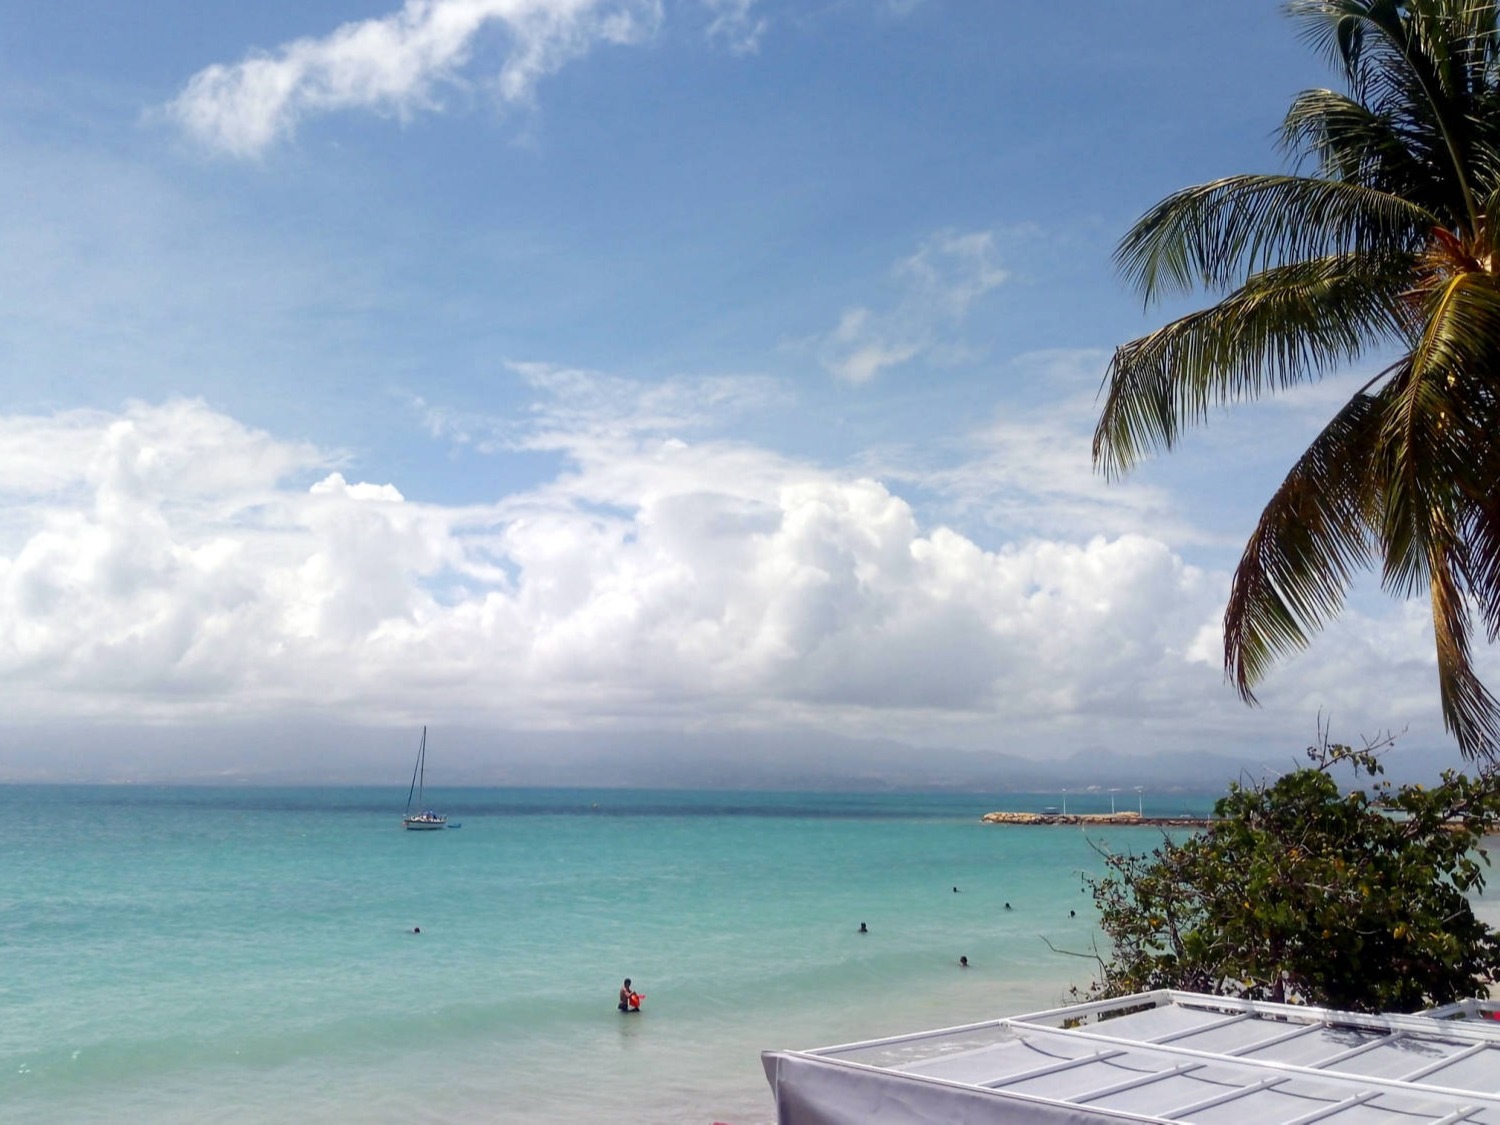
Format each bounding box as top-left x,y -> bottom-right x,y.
763,990 -> 1500,1123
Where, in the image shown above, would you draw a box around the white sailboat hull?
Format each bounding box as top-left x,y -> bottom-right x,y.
402,727 -> 446,830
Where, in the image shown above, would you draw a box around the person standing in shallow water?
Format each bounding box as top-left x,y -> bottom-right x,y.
619,978 -> 633,1012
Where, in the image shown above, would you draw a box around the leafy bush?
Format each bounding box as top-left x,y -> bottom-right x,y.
1089,734 -> 1500,1012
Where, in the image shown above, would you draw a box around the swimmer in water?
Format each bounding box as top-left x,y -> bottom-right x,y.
858,922 -> 868,934
1004,902 -> 1012,911
959,956 -> 969,968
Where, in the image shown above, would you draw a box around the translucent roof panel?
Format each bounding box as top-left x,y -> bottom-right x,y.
766,991 -> 1500,1125
1084,1067 -> 1270,1117
1416,1047 -> 1500,1092
1188,1083 -> 1380,1125
826,1023 -> 1020,1069
893,1038 -> 1092,1085
1163,1014 -> 1310,1056
1331,1036 -> 1473,1080
1237,1024 -> 1384,1066
1083,1003 -> 1235,1044
996,1055 -> 1152,1098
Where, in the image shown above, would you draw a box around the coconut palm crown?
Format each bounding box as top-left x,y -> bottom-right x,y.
1094,0 -> 1500,758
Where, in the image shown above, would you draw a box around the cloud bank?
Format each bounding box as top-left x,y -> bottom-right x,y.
0,390 -> 1271,752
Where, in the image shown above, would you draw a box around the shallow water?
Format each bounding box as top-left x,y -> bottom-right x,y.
1,785 -> 1216,1123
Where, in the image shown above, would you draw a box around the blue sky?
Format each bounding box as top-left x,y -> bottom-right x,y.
0,0 -> 1473,776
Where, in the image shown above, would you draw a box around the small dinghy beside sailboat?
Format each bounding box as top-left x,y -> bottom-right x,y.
402,726 -> 447,831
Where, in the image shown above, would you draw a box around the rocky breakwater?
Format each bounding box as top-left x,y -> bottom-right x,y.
980,811 -> 1212,827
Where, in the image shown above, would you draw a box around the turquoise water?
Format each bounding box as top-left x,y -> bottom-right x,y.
2,786 -> 1216,1123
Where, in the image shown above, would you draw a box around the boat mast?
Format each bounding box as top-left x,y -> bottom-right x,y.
418,726 -> 426,808
405,726 -> 426,815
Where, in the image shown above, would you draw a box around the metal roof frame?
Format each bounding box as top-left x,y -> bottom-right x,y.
764,990 -> 1500,1123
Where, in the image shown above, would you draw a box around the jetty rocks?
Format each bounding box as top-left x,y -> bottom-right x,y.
980,811 -> 1211,828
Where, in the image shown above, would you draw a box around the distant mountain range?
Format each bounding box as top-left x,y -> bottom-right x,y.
0,721 -> 1461,791
415,731 -> 1284,793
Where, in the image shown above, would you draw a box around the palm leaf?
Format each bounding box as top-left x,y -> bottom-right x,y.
1106,0 -> 1500,758
1095,254 -> 1411,477
1224,390 -> 1381,698
1425,529 -> 1500,758
1282,87 -> 1422,182
1407,269 -> 1500,385
1372,353 -> 1454,601
1480,184 -> 1500,265
1116,174 -> 1433,300
1288,0 -> 1496,232
1460,487 -> 1500,642
1370,273 -> 1500,758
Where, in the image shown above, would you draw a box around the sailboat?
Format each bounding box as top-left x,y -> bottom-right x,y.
402,726 -> 448,831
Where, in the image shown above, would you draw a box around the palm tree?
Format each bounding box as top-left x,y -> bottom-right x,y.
1094,0 -> 1500,759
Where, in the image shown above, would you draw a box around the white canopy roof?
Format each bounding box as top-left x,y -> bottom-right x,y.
762,990 -> 1500,1124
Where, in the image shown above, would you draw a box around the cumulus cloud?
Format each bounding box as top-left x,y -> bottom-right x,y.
165,0 -> 663,156
818,229 -> 1009,383
0,388 -> 1455,752
0,391 -> 1204,737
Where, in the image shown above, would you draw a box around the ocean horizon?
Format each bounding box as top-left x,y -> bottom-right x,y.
6,784 -> 1239,1123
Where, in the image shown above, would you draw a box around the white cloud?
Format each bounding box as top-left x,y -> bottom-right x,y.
414,361 -> 788,455
857,349 -> 1197,546
165,0 -> 663,157
310,472 -> 406,504
818,229 -> 1009,384
0,390 -> 1459,754
702,0 -> 767,53
0,400 -> 325,516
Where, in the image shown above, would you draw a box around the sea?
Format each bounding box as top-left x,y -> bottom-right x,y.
0,785 -> 1323,1122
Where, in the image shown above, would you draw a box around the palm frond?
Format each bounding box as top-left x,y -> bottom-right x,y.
1095,254 -> 1410,477
1376,276 -> 1487,599
1481,184 -> 1500,262
1224,389 -> 1381,698
1287,0 -> 1379,95
1461,489 -> 1500,642
1287,0 -> 1499,232
1408,268 -> 1500,384
1281,87 -> 1433,193
1373,276 -> 1500,756
1117,174 -> 1433,301
1106,0 -> 1500,759
1413,322 -> 1500,639
1425,531 -> 1500,759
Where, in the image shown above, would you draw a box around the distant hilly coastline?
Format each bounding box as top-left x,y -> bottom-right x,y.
471,736 -> 1279,794
0,721 -> 1445,791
